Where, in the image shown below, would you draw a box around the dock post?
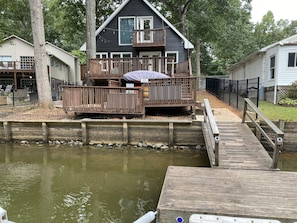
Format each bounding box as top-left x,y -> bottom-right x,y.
42,122 -> 48,143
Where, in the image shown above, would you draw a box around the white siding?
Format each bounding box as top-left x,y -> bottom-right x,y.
0,38 -> 34,60
263,46 -> 278,87
45,44 -> 81,84
277,45 -> 297,86
229,55 -> 263,81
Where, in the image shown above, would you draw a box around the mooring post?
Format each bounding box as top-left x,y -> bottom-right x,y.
42,122 -> 48,143
169,122 -> 174,147
123,122 -> 128,145
81,122 -> 87,145
3,121 -> 11,142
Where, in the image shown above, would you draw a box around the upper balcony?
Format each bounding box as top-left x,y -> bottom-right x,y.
132,28 -> 166,48
0,61 -> 35,73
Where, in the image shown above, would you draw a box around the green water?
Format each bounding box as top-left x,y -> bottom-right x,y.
0,144 -> 209,223
1,144 -> 296,223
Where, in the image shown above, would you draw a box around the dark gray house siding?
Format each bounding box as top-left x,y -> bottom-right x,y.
95,0 -> 191,63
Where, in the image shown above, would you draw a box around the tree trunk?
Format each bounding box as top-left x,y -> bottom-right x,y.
196,37 -> 201,88
86,0 -> 96,85
29,0 -> 53,108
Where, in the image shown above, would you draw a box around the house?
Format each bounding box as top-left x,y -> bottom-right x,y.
228,34 -> 297,104
0,35 -> 81,100
80,0 -> 194,83
62,0 -> 197,117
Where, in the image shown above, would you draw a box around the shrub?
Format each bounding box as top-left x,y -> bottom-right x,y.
288,81 -> 297,99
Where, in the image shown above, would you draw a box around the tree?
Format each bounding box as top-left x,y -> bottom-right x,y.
29,0 -> 53,108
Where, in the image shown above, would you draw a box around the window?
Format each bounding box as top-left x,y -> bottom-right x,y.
96,53 -> 108,71
288,52 -> 297,67
111,52 -> 132,74
166,51 -> 178,74
0,56 -> 12,68
20,56 -> 34,69
119,17 -> 135,45
270,55 -> 275,79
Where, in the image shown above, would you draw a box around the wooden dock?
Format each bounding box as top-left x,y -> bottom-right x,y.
157,99 -> 295,222
157,166 -> 297,222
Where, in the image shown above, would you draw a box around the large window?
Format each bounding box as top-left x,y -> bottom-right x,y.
270,55 -> 275,79
288,52 -> 297,67
20,56 -> 34,69
119,17 -> 135,45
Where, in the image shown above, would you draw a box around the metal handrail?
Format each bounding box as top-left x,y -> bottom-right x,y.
242,98 -> 284,168
203,99 -> 220,166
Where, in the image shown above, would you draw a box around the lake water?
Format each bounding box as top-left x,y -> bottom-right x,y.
0,144 -> 296,223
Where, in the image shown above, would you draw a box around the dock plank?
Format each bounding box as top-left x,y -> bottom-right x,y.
157,166 -> 297,222
210,122 -> 273,169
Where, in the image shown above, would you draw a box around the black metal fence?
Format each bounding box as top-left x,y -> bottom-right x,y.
206,77 -> 259,111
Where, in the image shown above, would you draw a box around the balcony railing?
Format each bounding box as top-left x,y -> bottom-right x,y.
132,28 -> 166,48
0,61 -> 35,71
87,57 -> 175,80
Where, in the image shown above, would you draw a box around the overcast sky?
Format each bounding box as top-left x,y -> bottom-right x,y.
251,0 -> 297,23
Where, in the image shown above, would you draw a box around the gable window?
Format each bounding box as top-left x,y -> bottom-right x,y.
119,17 -> 135,45
288,52 -> 297,67
270,55 -> 275,79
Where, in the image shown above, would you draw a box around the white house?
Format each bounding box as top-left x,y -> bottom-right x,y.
0,35 -> 81,99
228,34 -> 297,104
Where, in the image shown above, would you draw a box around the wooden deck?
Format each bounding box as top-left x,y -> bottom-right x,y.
157,166 -> 297,222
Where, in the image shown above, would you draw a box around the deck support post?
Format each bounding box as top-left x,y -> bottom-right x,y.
42,122 -> 48,143
169,122 -> 174,147
123,122 -> 128,145
81,122 -> 87,145
3,121 -> 11,142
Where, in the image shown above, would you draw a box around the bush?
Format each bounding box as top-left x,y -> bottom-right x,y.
278,97 -> 297,106
288,81 -> 297,99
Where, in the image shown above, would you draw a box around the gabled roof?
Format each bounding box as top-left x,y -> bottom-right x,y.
228,34 -> 297,71
3,35 -> 33,47
45,42 -> 78,59
80,0 -> 194,51
1,35 -> 77,65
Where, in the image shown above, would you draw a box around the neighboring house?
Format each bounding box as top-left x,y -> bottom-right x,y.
228,34 -> 297,104
0,35 -> 81,100
80,0 -> 194,82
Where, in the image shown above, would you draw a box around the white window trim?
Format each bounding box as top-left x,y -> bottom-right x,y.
166,51 -> 179,63
269,55 -> 275,80
118,16 -> 135,46
166,51 -> 179,74
110,52 -> 133,73
111,52 -> 132,58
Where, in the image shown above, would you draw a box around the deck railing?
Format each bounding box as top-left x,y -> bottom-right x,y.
88,57 -> 175,80
132,28 -> 166,48
0,61 -> 35,71
142,77 -> 197,107
62,77 -> 198,116
242,98 -> 284,168
62,86 -> 144,115
202,98 -> 220,166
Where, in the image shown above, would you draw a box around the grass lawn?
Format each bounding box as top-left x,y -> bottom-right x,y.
258,101 -> 297,121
